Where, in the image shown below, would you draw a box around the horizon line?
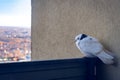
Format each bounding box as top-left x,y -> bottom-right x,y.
0,26 -> 31,29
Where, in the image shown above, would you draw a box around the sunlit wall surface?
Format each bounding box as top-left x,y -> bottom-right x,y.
0,0 -> 31,62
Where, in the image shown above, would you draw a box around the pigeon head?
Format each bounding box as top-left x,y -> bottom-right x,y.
75,34 -> 88,42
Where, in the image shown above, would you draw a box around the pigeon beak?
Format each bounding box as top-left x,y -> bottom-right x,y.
74,40 -> 77,42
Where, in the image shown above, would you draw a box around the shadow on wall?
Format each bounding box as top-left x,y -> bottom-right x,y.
93,0 -> 120,80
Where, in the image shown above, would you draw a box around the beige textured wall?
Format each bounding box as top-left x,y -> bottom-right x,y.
32,0 -> 120,79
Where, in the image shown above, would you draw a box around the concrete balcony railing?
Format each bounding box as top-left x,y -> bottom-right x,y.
0,57 -> 102,80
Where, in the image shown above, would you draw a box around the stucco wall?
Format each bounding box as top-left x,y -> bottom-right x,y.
32,0 -> 120,79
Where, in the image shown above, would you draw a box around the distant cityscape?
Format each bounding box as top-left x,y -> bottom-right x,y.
0,26 -> 31,62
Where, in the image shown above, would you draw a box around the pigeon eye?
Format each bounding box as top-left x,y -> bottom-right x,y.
77,38 -> 80,40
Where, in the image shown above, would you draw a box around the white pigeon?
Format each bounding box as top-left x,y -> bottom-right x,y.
75,34 -> 114,64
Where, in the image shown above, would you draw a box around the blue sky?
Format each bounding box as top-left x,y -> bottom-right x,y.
0,0 -> 31,28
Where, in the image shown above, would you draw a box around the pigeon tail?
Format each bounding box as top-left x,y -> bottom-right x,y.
96,51 -> 114,64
